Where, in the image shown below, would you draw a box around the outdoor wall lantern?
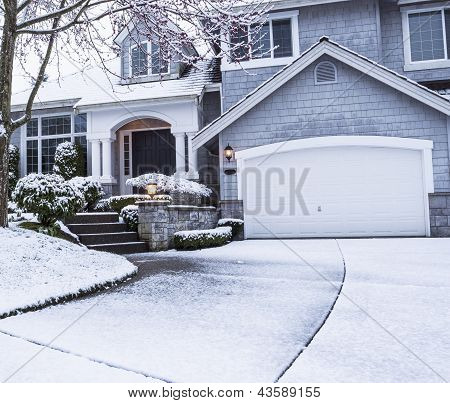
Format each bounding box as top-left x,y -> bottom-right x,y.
224,144 -> 234,162
146,182 -> 158,199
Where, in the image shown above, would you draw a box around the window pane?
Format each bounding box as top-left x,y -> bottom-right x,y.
273,19 -> 293,58
131,43 -> 148,76
26,140 -> 38,174
74,113 -> 87,133
41,137 -> 67,173
445,10 -> 450,59
230,25 -> 250,61
409,11 -> 445,62
74,135 -> 87,176
251,23 -> 271,59
26,118 -> 38,137
124,135 -> 130,176
41,115 -> 71,136
151,43 -> 169,75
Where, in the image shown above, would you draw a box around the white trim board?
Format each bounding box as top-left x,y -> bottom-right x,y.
192,38 -> 450,150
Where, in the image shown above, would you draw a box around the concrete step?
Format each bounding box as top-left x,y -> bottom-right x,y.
80,232 -> 139,246
65,213 -> 119,225
68,222 -> 127,235
87,242 -> 148,255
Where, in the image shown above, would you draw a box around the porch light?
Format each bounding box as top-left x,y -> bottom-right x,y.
146,182 -> 158,199
224,144 -> 234,162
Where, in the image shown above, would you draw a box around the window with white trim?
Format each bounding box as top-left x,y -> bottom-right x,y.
25,113 -> 88,175
406,8 -> 450,63
228,11 -> 298,64
130,41 -> 169,77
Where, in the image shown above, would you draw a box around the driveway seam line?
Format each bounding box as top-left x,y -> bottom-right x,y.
0,330 -> 171,383
274,239 -> 347,383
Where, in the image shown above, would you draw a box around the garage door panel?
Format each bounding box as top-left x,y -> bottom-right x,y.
241,145 -> 428,238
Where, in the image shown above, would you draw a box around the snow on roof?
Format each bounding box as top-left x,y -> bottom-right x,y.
12,58 -> 221,111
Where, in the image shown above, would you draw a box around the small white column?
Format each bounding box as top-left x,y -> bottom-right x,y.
186,132 -> 199,180
173,132 -> 186,177
90,140 -> 101,178
101,139 -> 114,182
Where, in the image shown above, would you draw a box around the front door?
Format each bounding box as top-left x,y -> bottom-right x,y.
132,129 -> 176,177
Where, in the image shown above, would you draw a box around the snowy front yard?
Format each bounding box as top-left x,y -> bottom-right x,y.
1,238 -> 449,383
0,240 -> 344,382
0,227 -> 137,319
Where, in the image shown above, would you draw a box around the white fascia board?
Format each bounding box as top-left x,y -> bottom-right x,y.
75,94 -> 199,112
234,0 -> 352,12
11,98 -> 81,112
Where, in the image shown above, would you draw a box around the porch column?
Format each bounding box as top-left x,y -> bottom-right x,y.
91,140 -> 101,178
101,139 -> 114,181
186,132 -> 199,180
173,132 -> 186,177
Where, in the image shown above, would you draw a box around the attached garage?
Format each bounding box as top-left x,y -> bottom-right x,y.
236,136 -> 434,239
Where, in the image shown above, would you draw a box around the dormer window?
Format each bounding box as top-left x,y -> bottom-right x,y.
224,10 -> 299,71
130,41 -> 169,78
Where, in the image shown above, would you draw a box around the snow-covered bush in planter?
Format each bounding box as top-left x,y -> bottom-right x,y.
127,173 -> 212,205
8,144 -> 20,197
53,142 -> 84,180
120,204 -> 139,231
174,227 -> 232,250
69,176 -> 104,211
108,194 -> 151,213
13,173 -> 84,229
218,218 -> 244,240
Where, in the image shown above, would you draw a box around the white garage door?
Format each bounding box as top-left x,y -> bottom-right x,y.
238,137 -> 433,238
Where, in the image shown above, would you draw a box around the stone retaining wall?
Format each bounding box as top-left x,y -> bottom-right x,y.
430,193 -> 450,237
137,201 -> 218,251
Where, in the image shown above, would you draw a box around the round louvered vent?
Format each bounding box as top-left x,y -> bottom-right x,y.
315,61 -> 337,84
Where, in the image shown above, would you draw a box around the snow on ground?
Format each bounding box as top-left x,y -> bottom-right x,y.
0,333 -> 157,382
0,240 -> 344,382
0,227 -> 137,318
279,238 -> 450,383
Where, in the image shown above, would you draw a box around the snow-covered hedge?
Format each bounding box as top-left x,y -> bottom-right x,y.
53,142 -> 84,180
120,204 -> 139,231
109,194 -> 150,213
13,174 -> 84,227
126,173 -> 212,197
153,194 -> 173,202
174,227 -> 232,250
8,144 -> 20,197
93,198 -> 112,212
69,176 -> 104,211
217,218 -> 244,238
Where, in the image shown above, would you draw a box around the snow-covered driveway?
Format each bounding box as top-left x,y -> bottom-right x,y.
0,240 -> 344,382
280,239 -> 450,383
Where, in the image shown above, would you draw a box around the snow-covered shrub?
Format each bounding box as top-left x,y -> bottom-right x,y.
93,198 -> 112,212
53,142 -> 84,180
217,218 -> 244,239
8,144 -> 20,197
174,227 -> 232,250
127,173 -> 212,197
69,176 -> 104,211
13,174 -> 84,227
120,204 -> 139,232
109,194 -> 150,213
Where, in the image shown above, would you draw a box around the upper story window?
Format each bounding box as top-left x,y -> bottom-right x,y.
403,6 -> 450,71
130,41 -> 169,77
224,10 -> 299,71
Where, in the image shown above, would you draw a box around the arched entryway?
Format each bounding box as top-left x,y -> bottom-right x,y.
117,118 -> 176,194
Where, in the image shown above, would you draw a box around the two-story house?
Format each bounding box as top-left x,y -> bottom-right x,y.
11,0 -> 450,238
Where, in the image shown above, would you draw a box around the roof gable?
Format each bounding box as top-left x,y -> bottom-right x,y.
192,37 -> 450,150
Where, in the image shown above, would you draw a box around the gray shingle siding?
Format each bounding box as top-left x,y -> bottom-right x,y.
222,0 -> 381,112
220,56 -> 450,200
